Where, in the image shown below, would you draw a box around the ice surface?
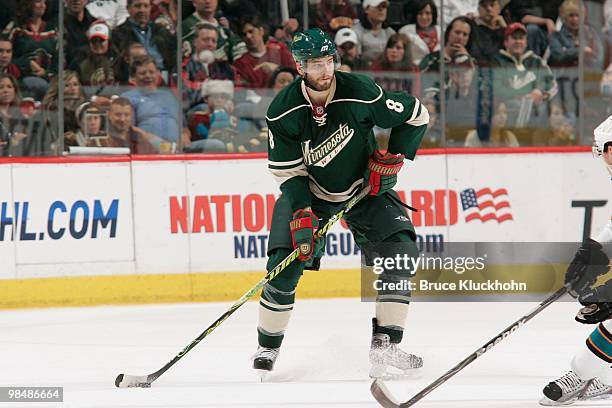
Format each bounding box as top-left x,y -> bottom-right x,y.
0,298 -> 606,407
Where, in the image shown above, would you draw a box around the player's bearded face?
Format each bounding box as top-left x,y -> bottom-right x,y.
301,56 -> 335,91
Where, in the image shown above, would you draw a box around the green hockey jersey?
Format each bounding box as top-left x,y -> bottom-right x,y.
266,71 -> 429,211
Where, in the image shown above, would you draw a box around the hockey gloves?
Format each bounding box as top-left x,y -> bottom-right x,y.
290,209 -> 321,262
575,281 -> 612,324
564,239 -> 610,298
365,150 -> 405,196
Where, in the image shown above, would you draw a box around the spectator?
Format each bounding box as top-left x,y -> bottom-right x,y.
64,0 -> 98,65
86,0 -> 129,29
217,0 -> 259,28
338,61 -> 353,72
334,27 -> 362,69
73,101 -> 109,146
3,0 -> 58,101
314,0 -> 357,35
370,33 -> 415,74
182,0 -> 246,62
465,101 -> 519,147
470,0 -> 507,65
232,15 -> 294,90
151,0 -> 177,34
531,101 -> 576,145
271,19 -> 300,47
420,16 -> 476,99
493,23 -> 557,129
111,0 -> 176,72
419,96 -> 442,147
0,1 -> 16,32
107,96 -> 157,153
183,23 -> 234,109
549,0 -> 603,69
76,21 -> 118,87
0,73 -> 29,156
189,79 -> 261,152
232,67 -> 297,133
42,70 -> 87,150
399,0 -> 441,65
231,0 -> 304,31
352,0 -> 396,67
269,66 -> 296,91
502,0 -> 555,57
0,36 -> 21,79
429,0 -> 478,29
371,33 -> 416,71
114,42 -> 148,85
371,33 -> 418,94
121,55 -> 181,147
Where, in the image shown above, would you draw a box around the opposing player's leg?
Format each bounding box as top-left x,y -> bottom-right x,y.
345,191 -> 423,379
540,320 -> 612,405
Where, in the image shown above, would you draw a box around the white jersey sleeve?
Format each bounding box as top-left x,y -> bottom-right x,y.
595,218 -> 612,244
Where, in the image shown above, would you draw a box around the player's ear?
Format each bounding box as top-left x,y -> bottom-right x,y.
295,62 -> 305,77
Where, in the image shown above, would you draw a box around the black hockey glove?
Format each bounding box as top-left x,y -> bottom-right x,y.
564,239 -> 610,298
575,280 -> 612,324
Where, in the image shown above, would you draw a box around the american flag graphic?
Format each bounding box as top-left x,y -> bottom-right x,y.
460,188 -> 513,223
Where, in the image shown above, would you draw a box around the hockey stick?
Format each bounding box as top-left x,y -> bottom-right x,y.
370,286 -> 569,407
115,186 -> 371,388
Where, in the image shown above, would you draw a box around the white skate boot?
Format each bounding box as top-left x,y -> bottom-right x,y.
540,371 -> 612,406
369,333 -> 423,379
252,346 -> 279,381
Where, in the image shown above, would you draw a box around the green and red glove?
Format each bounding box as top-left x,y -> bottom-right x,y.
366,150 -> 405,196
290,209 -> 320,261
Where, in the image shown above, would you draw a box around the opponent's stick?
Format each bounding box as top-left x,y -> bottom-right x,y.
116,186 -> 371,388
371,286 -> 568,407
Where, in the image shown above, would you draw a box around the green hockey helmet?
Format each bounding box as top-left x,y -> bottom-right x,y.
291,28 -> 339,66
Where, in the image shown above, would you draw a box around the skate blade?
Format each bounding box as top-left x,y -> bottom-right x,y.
538,396 -> 577,406
369,365 -> 423,381
255,369 -> 270,382
578,390 -> 612,401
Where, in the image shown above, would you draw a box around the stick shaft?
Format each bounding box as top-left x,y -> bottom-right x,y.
399,287 -> 568,407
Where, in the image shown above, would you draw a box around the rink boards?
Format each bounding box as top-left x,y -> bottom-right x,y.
0,148 -> 609,308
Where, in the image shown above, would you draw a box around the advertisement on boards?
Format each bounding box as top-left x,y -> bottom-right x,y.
1,163 -> 134,273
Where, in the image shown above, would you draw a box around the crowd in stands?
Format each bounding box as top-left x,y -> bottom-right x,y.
0,0 -> 610,156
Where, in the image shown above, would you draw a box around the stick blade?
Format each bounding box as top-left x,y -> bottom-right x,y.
115,373 -> 152,388
370,379 -> 401,408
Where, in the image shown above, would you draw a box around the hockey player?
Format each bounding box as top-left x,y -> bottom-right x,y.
252,28 -> 429,379
540,116 -> 612,405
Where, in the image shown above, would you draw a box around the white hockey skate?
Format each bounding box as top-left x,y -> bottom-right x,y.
252,346 -> 279,381
540,371 -> 612,406
369,333 -> 423,379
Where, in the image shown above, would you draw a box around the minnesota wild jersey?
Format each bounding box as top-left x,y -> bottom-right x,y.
266,71 -> 429,211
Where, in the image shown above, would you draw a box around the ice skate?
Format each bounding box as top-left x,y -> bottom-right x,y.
539,371 -> 612,406
369,333 -> 423,380
252,346 -> 279,381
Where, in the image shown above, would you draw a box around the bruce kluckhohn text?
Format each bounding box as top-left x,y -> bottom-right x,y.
373,279 -> 528,292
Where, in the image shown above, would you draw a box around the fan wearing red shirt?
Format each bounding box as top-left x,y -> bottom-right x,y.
233,15 -> 295,90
